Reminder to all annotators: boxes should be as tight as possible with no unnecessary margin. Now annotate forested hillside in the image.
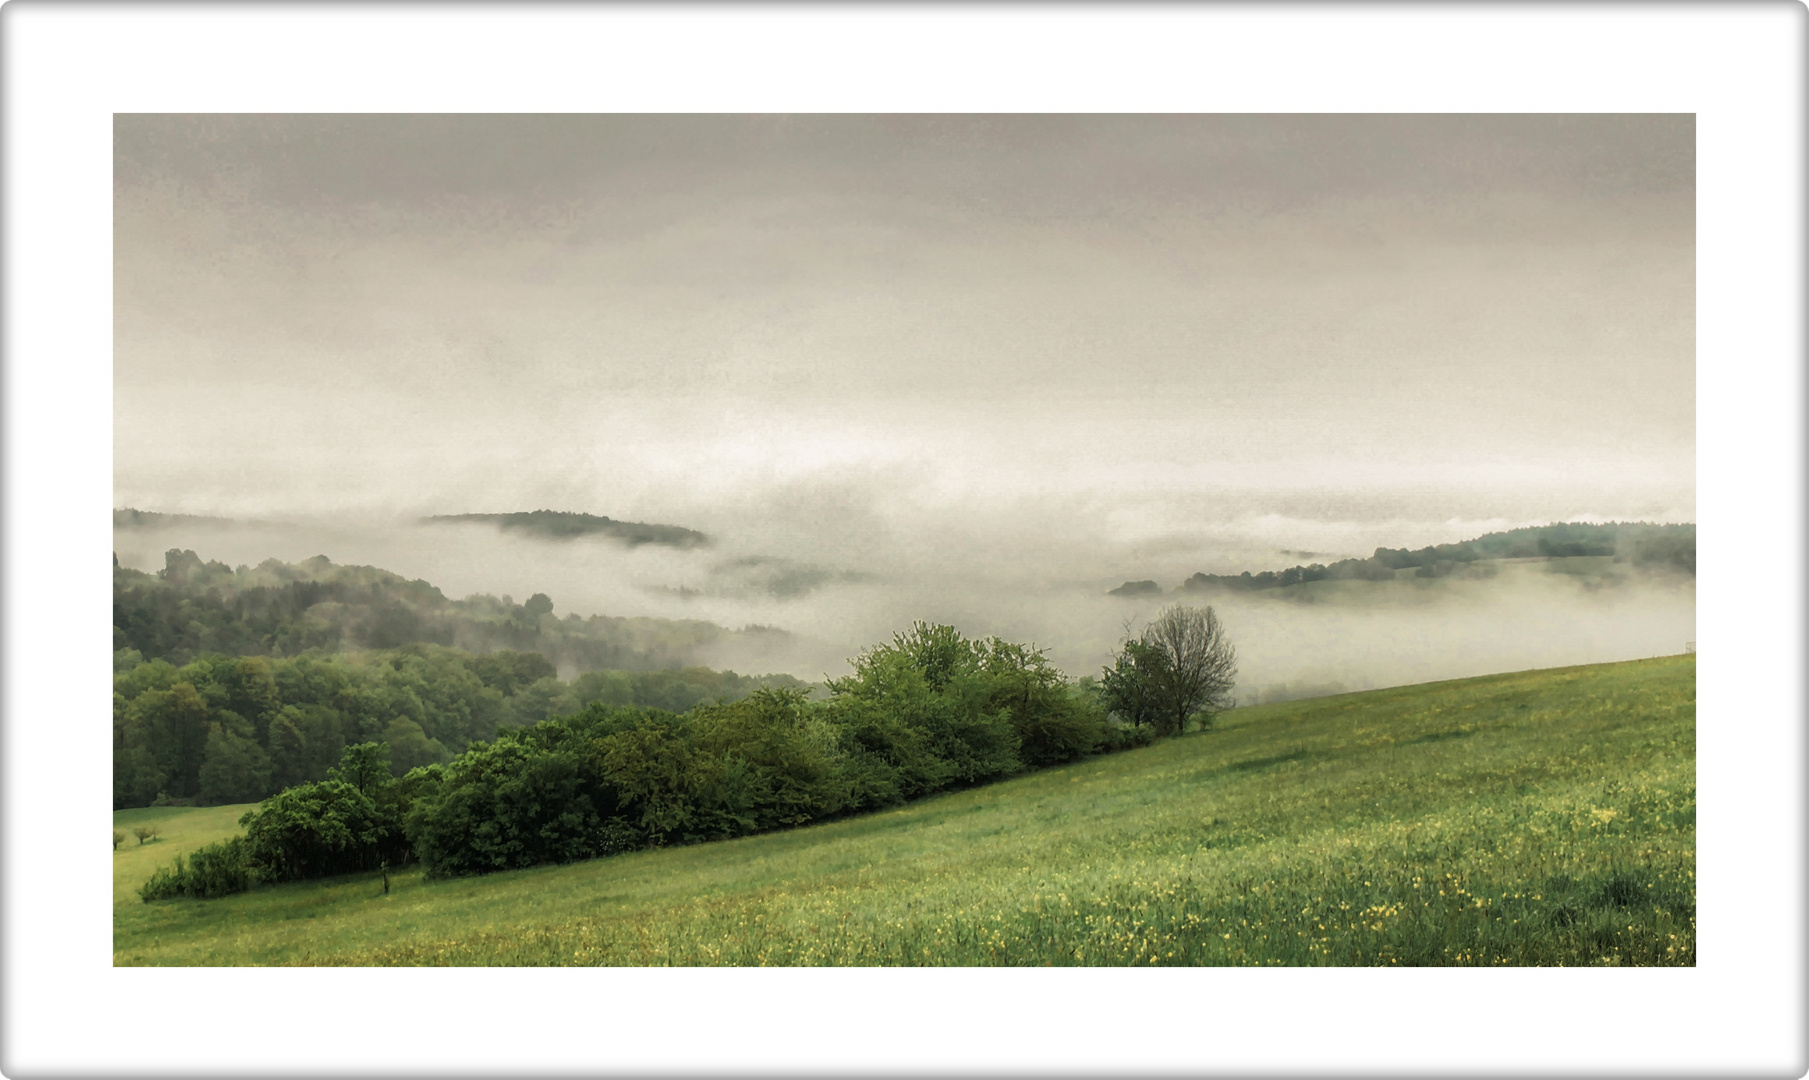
[112,548,815,810]
[113,644,811,810]
[1171,521,1694,595]
[114,549,781,670]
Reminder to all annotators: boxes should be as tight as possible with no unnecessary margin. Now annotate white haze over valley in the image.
[114,508,1695,697]
[114,115,1694,697]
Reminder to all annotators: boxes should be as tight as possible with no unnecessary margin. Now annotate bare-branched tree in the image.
[1102,604,1237,736]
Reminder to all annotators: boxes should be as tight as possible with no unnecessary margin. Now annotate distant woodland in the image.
[114,549,773,671]
[113,642,811,810]
[111,549,814,809]
[1113,522,1695,597]
[115,506,709,548]
[422,510,709,548]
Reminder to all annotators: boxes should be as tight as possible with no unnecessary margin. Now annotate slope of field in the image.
[112,803,254,906]
[114,656,1695,966]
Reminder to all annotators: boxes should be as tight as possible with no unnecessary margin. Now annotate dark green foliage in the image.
[126,616,1177,887]
[239,780,389,882]
[404,623,1142,880]
[1100,605,1238,736]
[471,650,556,696]
[197,724,273,805]
[228,743,416,886]
[112,635,810,809]
[114,746,166,809]
[407,717,631,877]
[1099,640,1172,731]
[139,837,255,900]
[687,688,850,831]
[825,625,1021,801]
[976,638,1104,767]
[140,745,437,901]
[328,741,393,796]
[116,681,211,800]
[383,717,451,773]
[1096,721,1159,753]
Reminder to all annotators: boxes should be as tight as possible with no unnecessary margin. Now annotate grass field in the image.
[114,655,1694,966]
[112,801,255,906]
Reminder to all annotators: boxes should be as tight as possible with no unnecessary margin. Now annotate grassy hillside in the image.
[112,803,254,906]
[114,655,1694,966]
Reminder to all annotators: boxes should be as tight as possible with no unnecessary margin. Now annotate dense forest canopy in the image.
[113,642,814,810]
[1116,522,1695,596]
[114,548,779,671]
[421,510,709,548]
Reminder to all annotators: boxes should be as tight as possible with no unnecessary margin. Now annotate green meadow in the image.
[111,802,254,907]
[114,655,1694,966]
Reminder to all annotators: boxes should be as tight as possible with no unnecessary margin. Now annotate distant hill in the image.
[113,548,777,670]
[423,510,708,548]
[1110,521,1695,597]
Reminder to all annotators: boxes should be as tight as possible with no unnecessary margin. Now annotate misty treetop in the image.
[1112,521,1695,597]
[114,548,777,670]
[422,510,709,548]
[112,641,812,811]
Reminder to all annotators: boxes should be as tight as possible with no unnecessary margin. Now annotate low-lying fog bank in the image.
[114,511,1695,700]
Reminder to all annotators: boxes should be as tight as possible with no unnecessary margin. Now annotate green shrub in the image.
[825,626,1021,798]
[239,776,404,882]
[977,638,1106,768]
[687,688,851,832]
[408,719,629,877]
[1097,722,1159,754]
[140,837,255,901]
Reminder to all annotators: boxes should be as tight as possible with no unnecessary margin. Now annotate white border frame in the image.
[4,3,1802,1076]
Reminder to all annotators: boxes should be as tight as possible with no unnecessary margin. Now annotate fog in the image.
[114,506,1695,691]
[114,115,1694,692]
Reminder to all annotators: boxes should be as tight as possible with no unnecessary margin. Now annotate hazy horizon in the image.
[114,114,1695,688]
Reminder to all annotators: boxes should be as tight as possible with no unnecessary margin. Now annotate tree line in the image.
[422,509,709,548]
[114,549,781,671]
[113,643,810,810]
[1169,521,1695,595]
[138,608,1239,900]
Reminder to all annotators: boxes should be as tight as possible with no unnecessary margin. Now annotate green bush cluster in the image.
[139,836,256,900]
[142,623,1155,896]
[140,742,433,901]
[404,624,1124,878]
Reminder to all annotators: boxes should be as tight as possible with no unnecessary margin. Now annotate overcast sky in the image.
[114,114,1694,543]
